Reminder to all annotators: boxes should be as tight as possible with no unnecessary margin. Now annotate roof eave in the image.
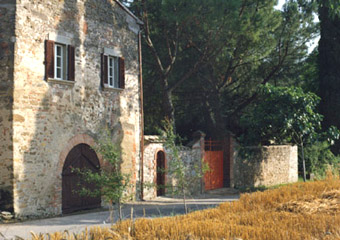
[115,0,144,25]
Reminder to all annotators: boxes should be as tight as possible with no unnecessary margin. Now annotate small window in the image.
[108,56,119,88]
[45,40,75,81]
[101,54,125,89]
[55,44,67,80]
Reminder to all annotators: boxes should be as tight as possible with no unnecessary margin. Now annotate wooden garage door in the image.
[62,144,101,214]
[204,140,224,190]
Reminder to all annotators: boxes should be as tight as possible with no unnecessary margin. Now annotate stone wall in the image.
[168,143,202,196]
[143,134,204,199]
[233,145,298,188]
[7,0,141,218]
[0,0,16,211]
[143,136,165,200]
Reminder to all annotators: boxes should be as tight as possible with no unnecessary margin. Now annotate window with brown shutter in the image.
[119,57,125,89]
[45,40,75,81]
[101,54,108,86]
[67,45,75,81]
[101,53,125,90]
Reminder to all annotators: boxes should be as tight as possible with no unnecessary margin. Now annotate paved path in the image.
[0,193,239,240]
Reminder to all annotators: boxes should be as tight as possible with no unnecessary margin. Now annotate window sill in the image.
[47,78,75,86]
[103,85,124,92]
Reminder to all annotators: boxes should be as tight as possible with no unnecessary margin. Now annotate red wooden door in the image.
[156,151,165,196]
[204,140,224,190]
[62,144,101,213]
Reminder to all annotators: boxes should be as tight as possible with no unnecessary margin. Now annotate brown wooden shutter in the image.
[101,54,108,86]
[67,45,75,81]
[100,54,104,87]
[45,40,54,79]
[119,57,125,89]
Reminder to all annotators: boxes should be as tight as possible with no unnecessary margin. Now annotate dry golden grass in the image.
[31,174,340,240]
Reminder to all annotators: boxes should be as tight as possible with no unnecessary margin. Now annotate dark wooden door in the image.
[156,151,165,196]
[62,144,101,214]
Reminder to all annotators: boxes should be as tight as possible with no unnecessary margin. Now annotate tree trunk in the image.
[109,200,114,225]
[318,2,340,154]
[162,88,176,126]
[203,91,227,138]
[182,186,188,214]
[118,200,122,221]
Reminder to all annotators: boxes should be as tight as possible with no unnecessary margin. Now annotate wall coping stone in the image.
[241,145,296,149]
[144,135,165,143]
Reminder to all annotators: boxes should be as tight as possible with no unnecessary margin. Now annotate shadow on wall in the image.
[234,147,265,188]
[83,0,139,199]
[17,0,123,218]
[0,0,16,212]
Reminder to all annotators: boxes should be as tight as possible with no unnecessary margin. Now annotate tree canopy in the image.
[128,0,319,139]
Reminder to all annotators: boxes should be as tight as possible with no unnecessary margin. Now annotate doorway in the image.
[62,144,101,213]
[156,151,166,196]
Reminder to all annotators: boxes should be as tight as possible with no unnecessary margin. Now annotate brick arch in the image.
[58,134,103,174]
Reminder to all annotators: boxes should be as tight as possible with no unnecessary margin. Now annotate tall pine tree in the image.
[318,0,340,153]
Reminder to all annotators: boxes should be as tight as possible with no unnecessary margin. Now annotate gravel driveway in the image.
[0,191,239,240]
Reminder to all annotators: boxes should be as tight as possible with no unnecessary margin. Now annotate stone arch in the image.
[54,134,103,214]
[58,134,103,173]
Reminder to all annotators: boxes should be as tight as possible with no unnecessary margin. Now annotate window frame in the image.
[107,55,119,89]
[102,48,124,90]
[54,43,66,80]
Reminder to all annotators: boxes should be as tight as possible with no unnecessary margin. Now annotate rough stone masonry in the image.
[0,0,142,218]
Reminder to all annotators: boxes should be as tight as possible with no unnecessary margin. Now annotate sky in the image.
[275,0,285,10]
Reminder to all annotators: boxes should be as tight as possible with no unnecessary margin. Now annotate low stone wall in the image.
[143,133,204,200]
[233,145,298,188]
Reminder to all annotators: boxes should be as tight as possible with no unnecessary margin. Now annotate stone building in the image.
[0,0,143,218]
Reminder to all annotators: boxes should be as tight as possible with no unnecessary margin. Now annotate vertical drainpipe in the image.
[138,29,144,200]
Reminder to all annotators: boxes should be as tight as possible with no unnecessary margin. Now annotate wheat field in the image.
[31,174,340,240]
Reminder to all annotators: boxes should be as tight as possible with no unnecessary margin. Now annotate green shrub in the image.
[303,141,340,178]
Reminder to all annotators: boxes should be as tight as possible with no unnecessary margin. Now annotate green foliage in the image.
[318,0,340,17]
[134,0,318,139]
[291,49,319,93]
[75,130,130,222]
[239,84,323,146]
[161,119,209,213]
[303,141,340,178]
[238,84,340,180]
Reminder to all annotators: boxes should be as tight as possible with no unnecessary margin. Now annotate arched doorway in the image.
[62,144,101,213]
[156,151,166,196]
